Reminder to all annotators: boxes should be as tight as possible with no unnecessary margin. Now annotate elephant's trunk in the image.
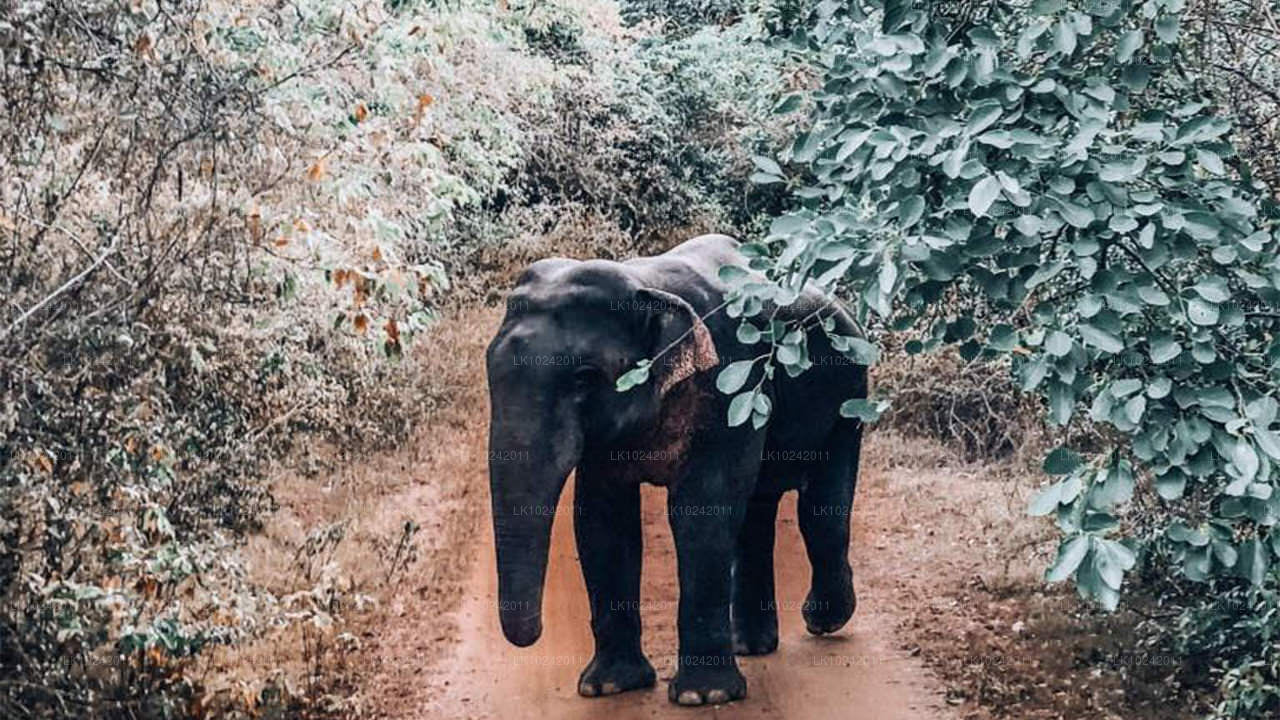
[487,389,579,647]
[491,475,564,647]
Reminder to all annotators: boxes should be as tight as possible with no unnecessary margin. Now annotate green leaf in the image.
[728,391,756,427]
[615,362,651,392]
[1115,29,1144,64]
[1149,335,1181,364]
[752,156,784,176]
[1155,471,1187,500]
[968,175,1002,216]
[716,360,755,394]
[1045,535,1090,582]
[1046,330,1073,357]
[899,196,926,228]
[773,94,802,114]
[1079,324,1124,354]
[1044,447,1083,475]
[967,104,1002,135]
[840,398,888,422]
[1028,480,1064,516]
[1192,276,1231,303]
[1237,539,1269,585]
[1187,298,1220,326]
[1155,14,1179,42]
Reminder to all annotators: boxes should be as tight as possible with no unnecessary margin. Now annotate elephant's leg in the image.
[731,493,780,656]
[798,418,863,635]
[573,473,655,697]
[667,475,749,706]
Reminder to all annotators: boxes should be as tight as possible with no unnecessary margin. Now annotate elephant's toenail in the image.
[601,682,620,695]
[677,690,703,706]
[579,682,598,697]
[706,689,730,704]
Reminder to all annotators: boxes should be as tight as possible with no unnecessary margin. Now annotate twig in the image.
[11,211,128,283]
[1,236,119,339]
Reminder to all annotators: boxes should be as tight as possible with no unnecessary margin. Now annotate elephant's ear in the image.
[637,288,720,398]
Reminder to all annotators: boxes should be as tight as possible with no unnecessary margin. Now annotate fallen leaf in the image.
[354,314,369,334]
[30,451,53,474]
[306,157,327,181]
[354,102,368,123]
[414,93,435,126]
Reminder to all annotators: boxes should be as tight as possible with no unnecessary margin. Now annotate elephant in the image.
[485,234,867,706]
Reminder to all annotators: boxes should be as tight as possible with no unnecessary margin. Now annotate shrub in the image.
[697,0,1280,714]
[619,0,745,34]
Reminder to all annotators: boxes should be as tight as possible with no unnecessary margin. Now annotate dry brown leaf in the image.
[248,205,262,242]
[414,93,435,126]
[354,314,369,334]
[353,277,367,307]
[354,102,368,123]
[29,451,53,474]
[384,317,400,343]
[306,157,327,181]
[133,32,152,55]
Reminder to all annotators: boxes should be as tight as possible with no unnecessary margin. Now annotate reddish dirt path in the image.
[422,484,957,719]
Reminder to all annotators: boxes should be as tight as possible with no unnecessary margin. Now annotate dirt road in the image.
[423,484,956,719]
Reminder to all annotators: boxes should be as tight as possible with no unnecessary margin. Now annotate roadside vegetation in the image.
[0,0,793,716]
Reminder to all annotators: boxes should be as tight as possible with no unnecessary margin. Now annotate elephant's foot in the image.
[667,662,747,706]
[803,572,856,635]
[732,612,779,656]
[577,651,656,697]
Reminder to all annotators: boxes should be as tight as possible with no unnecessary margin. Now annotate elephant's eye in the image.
[572,366,602,393]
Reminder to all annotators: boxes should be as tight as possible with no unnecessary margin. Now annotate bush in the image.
[431,11,804,295]
[620,0,745,34]
[722,0,1280,714]
[1172,582,1280,718]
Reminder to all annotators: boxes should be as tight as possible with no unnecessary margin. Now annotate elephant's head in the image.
[484,259,718,646]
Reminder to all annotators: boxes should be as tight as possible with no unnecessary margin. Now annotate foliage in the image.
[2,0,800,715]
[1172,581,1280,718]
[620,0,746,33]
[1180,0,1280,196]
[511,18,798,246]
[715,0,1280,713]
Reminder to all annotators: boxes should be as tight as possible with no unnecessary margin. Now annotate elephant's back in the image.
[622,234,745,315]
